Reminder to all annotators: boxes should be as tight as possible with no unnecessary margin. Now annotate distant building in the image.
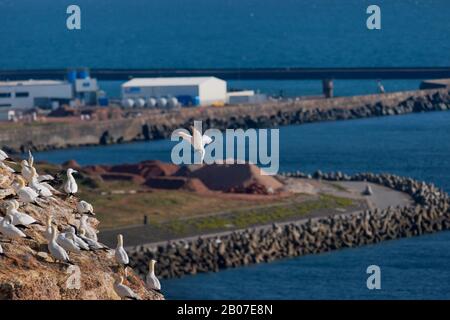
[0,69,99,121]
[0,80,72,120]
[121,77,227,108]
[226,90,267,104]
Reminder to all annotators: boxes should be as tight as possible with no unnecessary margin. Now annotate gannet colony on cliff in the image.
[0,149,162,300]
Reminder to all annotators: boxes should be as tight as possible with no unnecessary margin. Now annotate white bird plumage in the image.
[113,276,140,300]
[67,226,90,250]
[0,215,30,240]
[64,168,78,195]
[175,126,213,164]
[57,231,81,253]
[145,259,161,291]
[0,149,12,162]
[79,228,108,250]
[79,215,98,241]
[28,167,53,197]
[14,176,39,205]
[48,226,72,264]
[77,200,94,215]
[115,234,129,266]
[6,200,39,226]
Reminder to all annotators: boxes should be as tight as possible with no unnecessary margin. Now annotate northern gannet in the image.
[0,149,14,172]
[14,176,40,206]
[45,216,53,241]
[113,276,140,300]
[48,226,73,265]
[28,167,53,197]
[66,226,89,250]
[0,161,15,173]
[145,259,161,292]
[20,160,33,182]
[0,215,32,240]
[28,150,34,167]
[115,234,129,267]
[79,228,108,251]
[64,168,78,196]
[0,243,3,256]
[77,200,94,215]
[174,126,213,164]
[7,200,41,227]
[0,149,13,162]
[80,215,98,241]
[27,150,55,182]
[57,231,81,253]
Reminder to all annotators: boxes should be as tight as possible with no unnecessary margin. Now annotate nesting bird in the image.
[145,259,161,292]
[28,167,53,198]
[77,200,94,215]
[48,225,73,265]
[113,275,140,300]
[6,200,41,227]
[64,168,78,196]
[57,230,82,253]
[80,215,98,241]
[0,215,32,241]
[14,176,40,206]
[79,228,108,251]
[115,234,129,267]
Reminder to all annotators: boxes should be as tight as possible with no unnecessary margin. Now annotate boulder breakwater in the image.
[128,172,450,279]
[1,89,450,153]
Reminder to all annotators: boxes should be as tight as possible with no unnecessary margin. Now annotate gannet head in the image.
[51,225,59,239]
[47,216,52,228]
[12,200,20,209]
[30,166,38,178]
[20,160,28,167]
[149,259,157,273]
[79,228,86,236]
[117,234,124,247]
[6,200,15,211]
[16,176,26,188]
[67,168,78,176]
[5,214,13,224]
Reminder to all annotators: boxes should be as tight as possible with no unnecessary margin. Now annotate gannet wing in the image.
[38,174,54,182]
[28,150,34,167]
[192,126,203,150]
[175,131,193,145]
[202,135,213,146]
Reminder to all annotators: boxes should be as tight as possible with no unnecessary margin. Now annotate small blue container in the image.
[98,97,109,106]
[67,70,77,83]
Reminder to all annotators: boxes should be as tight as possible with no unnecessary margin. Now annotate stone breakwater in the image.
[128,172,450,279]
[1,89,450,153]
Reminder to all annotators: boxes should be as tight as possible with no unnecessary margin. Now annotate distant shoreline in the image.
[1,88,449,154]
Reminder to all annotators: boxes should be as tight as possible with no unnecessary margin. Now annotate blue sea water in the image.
[2,0,450,299]
[32,111,450,299]
[1,0,449,96]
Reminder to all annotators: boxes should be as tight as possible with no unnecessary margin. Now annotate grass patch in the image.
[160,194,355,237]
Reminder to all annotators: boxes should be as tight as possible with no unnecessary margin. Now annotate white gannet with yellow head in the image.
[64,168,78,196]
[145,259,161,292]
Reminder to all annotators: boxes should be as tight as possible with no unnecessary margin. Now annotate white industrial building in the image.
[121,77,227,107]
[0,80,73,120]
[0,71,99,120]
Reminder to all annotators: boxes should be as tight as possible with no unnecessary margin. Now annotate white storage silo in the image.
[167,97,179,109]
[147,97,157,108]
[134,98,146,108]
[157,97,168,108]
[121,98,135,108]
